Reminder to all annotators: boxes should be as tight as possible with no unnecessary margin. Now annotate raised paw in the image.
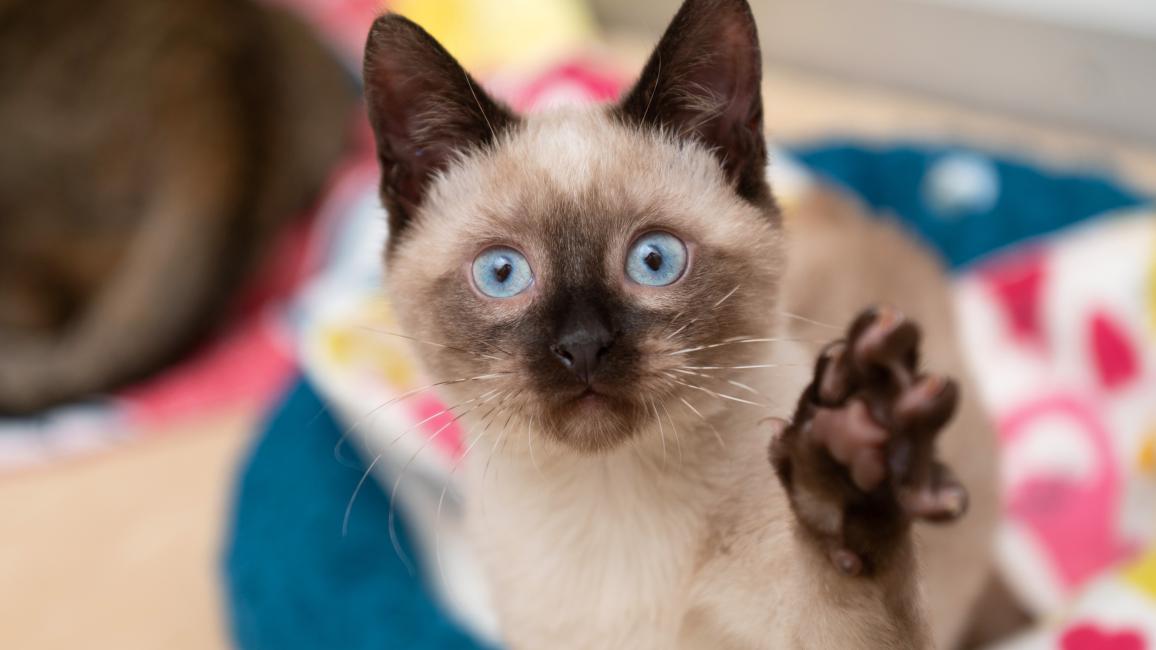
[770,306,968,577]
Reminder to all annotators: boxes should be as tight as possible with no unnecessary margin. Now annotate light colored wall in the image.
[921,0,1156,38]
[589,0,1156,144]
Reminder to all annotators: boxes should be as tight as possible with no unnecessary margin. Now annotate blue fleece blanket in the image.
[224,379,484,650]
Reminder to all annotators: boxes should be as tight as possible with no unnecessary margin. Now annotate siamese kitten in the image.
[364,0,998,647]
[0,0,354,414]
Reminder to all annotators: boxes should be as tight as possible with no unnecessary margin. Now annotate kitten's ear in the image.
[617,0,769,205]
[363,15,517,237]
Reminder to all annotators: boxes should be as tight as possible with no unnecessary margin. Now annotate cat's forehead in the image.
[417,109,770,246]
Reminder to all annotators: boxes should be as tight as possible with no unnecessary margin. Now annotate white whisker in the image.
[358,327,507,361]
[332,435,360,470]
[336,374,505,457]
[463,71,497,141]
[657,397,684,461]
[665,318,697,340]
[649,397,670,467]
[668,338,803,356]
[713,284,741,308]
[778,310,841,331]
[723,378,761,396]
[386,390,504,572]
[671,367,763,397]
[386,387,500,448]
[340,386,500,539]
[342,454,382,537]
[677,396,725,448]
[682,363,799,370]
[640,51,661,124]
[434,412,495,590]
[478,414,513,521]
[666,374,766,408]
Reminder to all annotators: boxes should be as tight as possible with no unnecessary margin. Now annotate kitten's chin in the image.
[542,390,641,454]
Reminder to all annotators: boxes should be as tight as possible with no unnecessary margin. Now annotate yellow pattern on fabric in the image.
[1124,547,1156,601]
[392,0,593,72]
[1141,431,1156,475]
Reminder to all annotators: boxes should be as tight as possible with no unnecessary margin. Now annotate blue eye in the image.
[626,232,688,286]
[472,246,533,298]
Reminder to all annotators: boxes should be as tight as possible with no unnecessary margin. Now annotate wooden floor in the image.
[0,413,251,650]
[1,61,1154,650]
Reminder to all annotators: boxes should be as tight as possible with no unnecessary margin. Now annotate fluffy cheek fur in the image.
[384,111,783,453]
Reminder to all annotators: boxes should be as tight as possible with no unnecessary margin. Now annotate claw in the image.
[895,376,957,433]
[816,342,851,404]
[899,463,968,523]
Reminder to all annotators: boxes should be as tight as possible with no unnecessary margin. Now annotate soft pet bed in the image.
[224,122,1156,647]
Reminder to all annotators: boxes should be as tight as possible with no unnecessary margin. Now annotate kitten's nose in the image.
[551,327,614,385]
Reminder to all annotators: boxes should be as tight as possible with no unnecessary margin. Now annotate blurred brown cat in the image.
[0,0,354,413]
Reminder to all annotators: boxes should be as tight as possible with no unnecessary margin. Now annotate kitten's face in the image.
[387,114,781,451]
[365,0,776,452]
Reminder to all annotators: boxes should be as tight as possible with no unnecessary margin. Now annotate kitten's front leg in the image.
[770,307,968,640]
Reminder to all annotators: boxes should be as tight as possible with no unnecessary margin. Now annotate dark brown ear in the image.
[617,0,769,206]
[363,14,517,238]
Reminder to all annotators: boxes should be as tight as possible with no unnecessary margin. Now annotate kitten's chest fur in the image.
[464,405,785,648]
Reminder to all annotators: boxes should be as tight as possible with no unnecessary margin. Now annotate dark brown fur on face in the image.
[0,0,355,414]
[425,186,778,453]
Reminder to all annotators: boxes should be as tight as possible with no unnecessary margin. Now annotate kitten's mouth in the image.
[542,384,640,452]
[572,387,609,407]
[562,385,616,410]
